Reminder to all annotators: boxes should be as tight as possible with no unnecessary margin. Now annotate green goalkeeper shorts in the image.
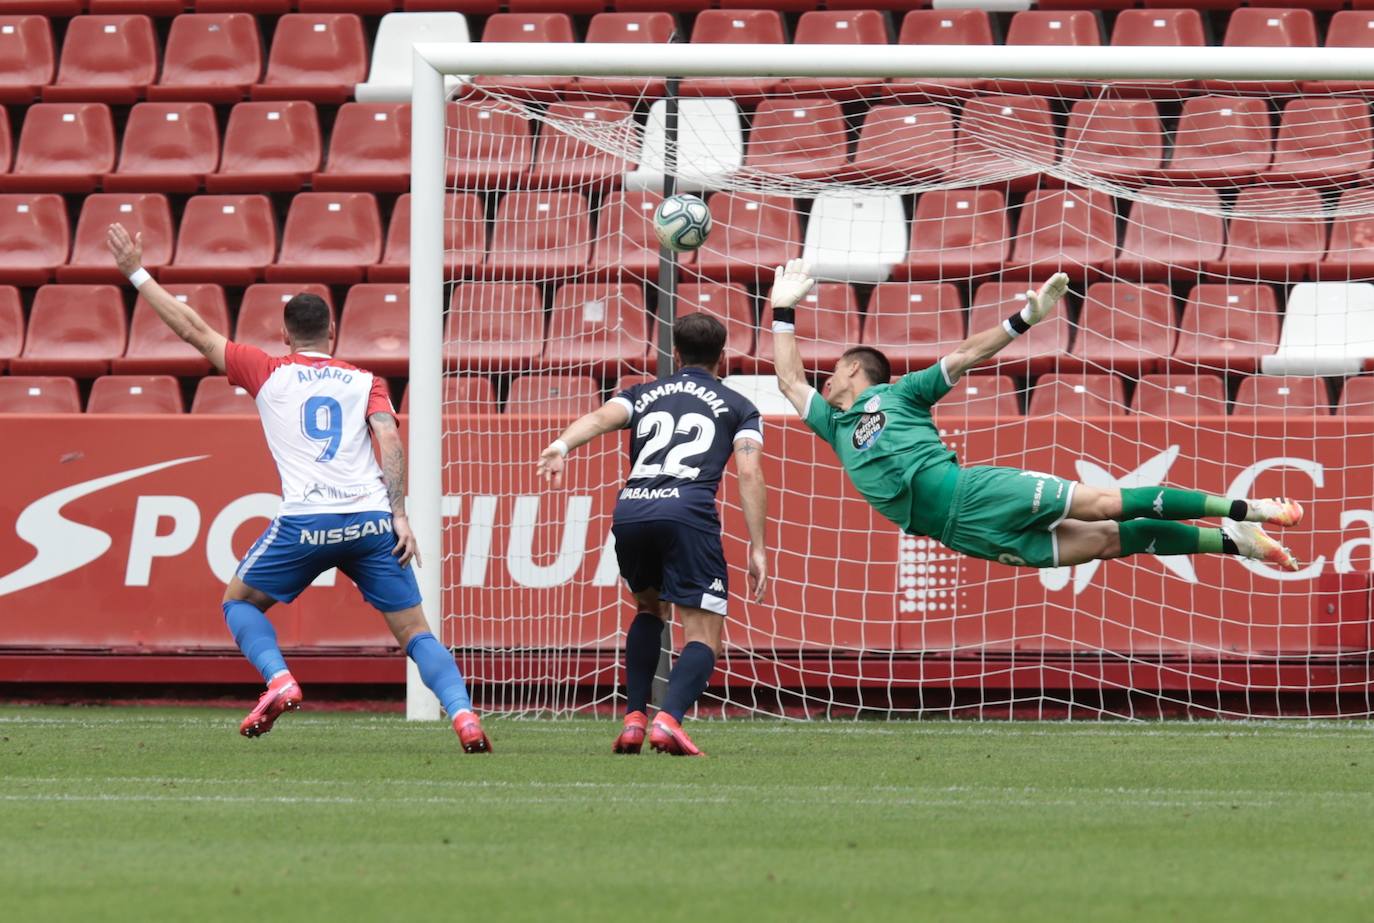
[939,465,1077,568]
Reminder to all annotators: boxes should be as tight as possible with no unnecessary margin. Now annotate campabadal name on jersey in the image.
[632,380,731,418]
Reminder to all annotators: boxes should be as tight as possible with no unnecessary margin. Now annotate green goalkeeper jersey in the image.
[803,361,961,537]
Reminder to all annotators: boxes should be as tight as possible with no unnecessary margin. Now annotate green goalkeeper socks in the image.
[1118,521,1238,557]
[1119,487,1246,522]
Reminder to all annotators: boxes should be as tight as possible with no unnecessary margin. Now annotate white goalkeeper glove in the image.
[769,258,815,329]
[1003,271,1070,338]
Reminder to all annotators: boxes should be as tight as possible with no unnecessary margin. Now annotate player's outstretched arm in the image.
[536,402,632,487]
[733,440,769,603]
[942,272,1070,384]
[368,412,420,567]
[768,258,816,415]
[106,222,229,374]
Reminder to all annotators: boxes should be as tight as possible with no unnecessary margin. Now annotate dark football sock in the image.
[661,641,716,723]
[624,611,662,716]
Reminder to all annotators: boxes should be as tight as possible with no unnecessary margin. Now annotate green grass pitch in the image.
[3,707,1373,922]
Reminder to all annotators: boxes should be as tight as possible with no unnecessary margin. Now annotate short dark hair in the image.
[283,293,331,343]
[840,346,891,387]
[674,312,727,368]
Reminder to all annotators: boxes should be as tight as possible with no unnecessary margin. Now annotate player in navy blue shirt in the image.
[537,313,768,756]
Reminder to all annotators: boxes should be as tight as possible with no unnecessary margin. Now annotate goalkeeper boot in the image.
[239,672,303,739]
[612,710,648,754]
[649,713,705,757]
[1246,498,1305,528]
[453,710,492,754]
[1226,522,1301,572]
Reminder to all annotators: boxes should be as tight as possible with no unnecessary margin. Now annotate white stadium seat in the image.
[355,13,469,103]
[1262,282,1374,375]
[802,191,906,284]
[625,98,743,194]
[721,375,799,416]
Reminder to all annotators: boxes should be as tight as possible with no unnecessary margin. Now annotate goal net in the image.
[416,46,1374,719]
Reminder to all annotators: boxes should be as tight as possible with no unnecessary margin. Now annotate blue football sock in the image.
[222,601,288,684]
[406,632,473,717]
[661,641,716,723]
[624,611,663,715]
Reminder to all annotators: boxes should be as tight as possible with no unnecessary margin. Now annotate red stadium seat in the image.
[403,376,496,414]
[335,283,409,376]
[0,16,55,104]
[371,192,486,283]
[1111,9,1206,46]
[1323,189,1374,278]
[443,282,543,371]
[948,95,1058,191]
[472,14,575,101]
[313,102,411,192]
[12,284,127,377]
[89,0,191,11]
[115,283,230,376]
[268,192,382,284]
[399,0,497,13]
[932,375,1022,424]
[967,283,1072,375]
[1172,284,1281,374]
[209,101,321,192]
[190,376,256,414]
[675,282,753,373]
[1265,99,1373,184]
[1028,373,1127,417]
[1009,188,1117,280]
[1338,375,1374,415]
[297,0,396,13]
[60,193,174,283]
[986,11,1102,97]
[150,13,262,103]
[1115,187,1225,281]
[1072,283,1176,374]
[1203,8,1317,93]
[1061,99,1164,180]
[526,102,634,190]
[571,13,675,100]
[162,194,276,284]
[104,102,220,193]
[0,376,80,413]
[755,283,858,372]
[694,193,800,283]
[0,285,22,371]
[545,283,649,375]
[785,11,891,100]
[252,14,368,103]
[0,0,81,12]
[2,102,115,192]
[234,283,333,357]
[1132,374,1227,418]
[897,190,1008,282]
[0,193,68,284]
[590,191,667,281]
[612,374,652,394]
[1233,375,1328,416]
[446,100,533,190]
[1160,96,1273,183]
[195,0,290,13]
[1206,187,1326,282]
[888,10,991,102]
[88,375,184,414]
[680,11,785,101]
[1302,12,1374,94]
[507,374,600,417]
[862,283,964,374]
[847,105,956,185]
[744,99,848,181]
[43,15,157,104]
[485,191,591,281]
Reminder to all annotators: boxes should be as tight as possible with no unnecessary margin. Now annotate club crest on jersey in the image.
[863,395,882,413]
[852,412,887,451]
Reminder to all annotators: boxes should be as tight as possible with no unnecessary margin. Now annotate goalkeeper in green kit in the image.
[767,259,1303,572]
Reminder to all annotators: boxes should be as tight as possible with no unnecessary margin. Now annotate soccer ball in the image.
[653,194,713,253]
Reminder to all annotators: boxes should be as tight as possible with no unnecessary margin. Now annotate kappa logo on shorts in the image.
[709,578,725,593]
[851,412,887,451]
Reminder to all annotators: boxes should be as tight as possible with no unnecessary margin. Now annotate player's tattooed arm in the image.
[368,412,420,566]
[537,401,631,487]
[942,272,1070,383]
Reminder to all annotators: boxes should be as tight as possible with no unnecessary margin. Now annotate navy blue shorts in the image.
[611,519,729,616]
[237,511,422,613]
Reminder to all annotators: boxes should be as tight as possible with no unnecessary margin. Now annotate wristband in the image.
[127,267,152,289]
[550,439,569,457]
[771,320,796,334]
[772,306,796,326]
[1002,312,1032,338]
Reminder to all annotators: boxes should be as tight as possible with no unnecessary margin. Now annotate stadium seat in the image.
[1,102,115,192]
[0,376,80,413]
[313,102,410,192]
[526,101,634,191]
[234,283,333,357]
[471,13,574,101]
[0,16,55,104]
[754,283,858,372]
[42,15,157,104]
[0,108,8,175]
[932,375,1023,424]
[948,95,1058,191]
[611,374,652,394]
[446,100,533,189]
[784,11,891,100]
[161,194,277,284]
[194,0,290,14]
[719,375,795,416]
[847,105,956,185]
[11,284,126,377]
[296,0,395,15]
[209,101,321,192]
[103,102,220,193]
[1061,99,1164,180]
[985,11,1102,97]
[1132,373,1227,418]
[589,190,667,281]
[675,282,754,373]
[506,374,600,417]
[335,284,409,376]
[0,285,21,371]
[1203,8,1317,93]
[398,375,495,414]
[268,192,382,284]
[87,375,184,414]
[1028,373,1127,417]
[60,193,174,283]
[693,192,800,283]
[1072,283,1176,374]
[1263,282,1374,376]
[1338,375,1374,414]
[443,282,543,370]
[680,11,785,101]
[1009,188,1118,280]
[1233,375,1328,416]
[862,283,964,374]
[485,191,591,281]
[0,193,68,284]
[624,98,743,194]
[355,13,469,102]
[115,283,230,376]
[967,283,1072,374]
[1322,189,1374,278]
[802,191,906,285]
[897,190,1009,282]
[744,99,848,181]
[887,10,991,102]
[371,192,486,283]
[149,13,262,103]
[1302,12,1374,94]
[88,0,191,11]
[1160,96,1273,183]
[545,283,649,375]
[1206,187,1326,282]
[1265,99,1373,184]
[570,12,675,100]
[252,14,368,103]
[1115,187,1225,281]
[1107,9,1206,95]
[1172,284,1281,374]
[190,376,256,414]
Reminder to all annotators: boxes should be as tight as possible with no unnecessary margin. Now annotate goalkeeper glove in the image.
[769,258,814,329]
[1003,271,1070,338]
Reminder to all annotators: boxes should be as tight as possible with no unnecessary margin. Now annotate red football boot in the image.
[239,672,303,739]
[648,712,705,757]
[452,710,492,753]
[613,710,648,754]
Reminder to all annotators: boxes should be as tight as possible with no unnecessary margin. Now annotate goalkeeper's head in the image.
[824,346,891,410]
[674,312,728,375]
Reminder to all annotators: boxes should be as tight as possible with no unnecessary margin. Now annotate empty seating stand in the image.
[12,284,127,377]
[803,192,906,285]
[191,376,256,414]
[1265,98,1373,184]
[1028,373,1127,417]
[1072,283,1176,374]
[268,192,382,284]
[0,286,21,371]
[625,98,743,194]
[1263,282,1374,376]
[116,283,230,376]
[968,283,1072,374]
[315,102,411,192]
[590,191,665,281]
[372,192,486,282]
[1132,374,1227,418]
[1172,283,1281,373]
[2,102,115,192]
[675,282,754,373]
[899,190,1009,281]
[1207,188,1326,282]
[863,283,964,374]
[1009,188,1117,280]
[0,17,56,104]
[932,375,1022,424]
[571,12,674,100]
[210,100,321,192]
[44,15,157,104]
[60,193,174,283]
[472,13,574,101]
[848,105,957,185]
[444,282,544,371]
[526,102,634,191]
[446,100,532,189]
[745,99,848,181]
[150,13,263,103]
[0,376,81,413]
[694,192,800,283]
[506,374,600,417]
[0,193,68,284]
[1233,375,1329,415]
[544,283,649,375]
[162,194,277,284]
[680,10,785,101]
[104,102,220,193]
[485,191,591,281]
[1061,99,1164,181]
[335,284,409,376]
[87,375,184,414]
[888,10,991,102]
[355,12,469,102]
[1162,96,1273,183]
[986,11,1103,97]
[949,95,1058,191]
[754,283,858,372]
[785,10,891,100]
[1115,187,1225,281]
[1204,8,1317,93]
[252,14,368,104]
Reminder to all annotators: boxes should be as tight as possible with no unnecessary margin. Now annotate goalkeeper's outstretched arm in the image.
[768,258,817,416]
[941,272,1070,384]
